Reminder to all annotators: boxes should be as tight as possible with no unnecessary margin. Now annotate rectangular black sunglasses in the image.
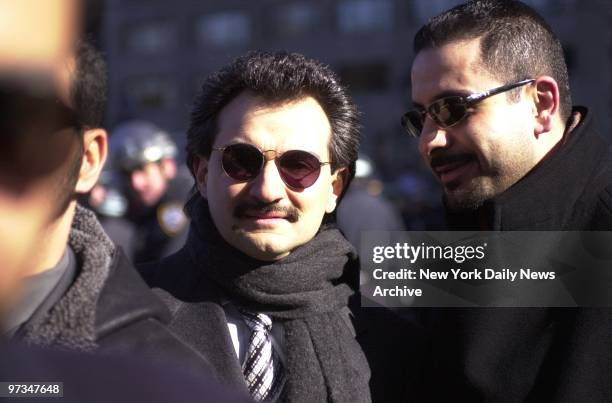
[401,78,535,138]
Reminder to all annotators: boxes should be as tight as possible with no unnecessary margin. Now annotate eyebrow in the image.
[412,89,473,108]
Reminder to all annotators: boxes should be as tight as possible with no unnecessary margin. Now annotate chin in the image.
[245,246,290,262]
[235,234,291,261]
[445,187,488,211]
[446,175,504,211]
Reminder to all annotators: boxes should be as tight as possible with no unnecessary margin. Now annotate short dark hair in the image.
[60,40,107,209]
[186,51,360,187]
[414,0,572,121]
[71,40,107,130]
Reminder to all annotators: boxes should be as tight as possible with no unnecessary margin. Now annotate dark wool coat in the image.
[420,107,612,403]
[16,205,213,378]
[0,342,251,403]
[141,245,427,403]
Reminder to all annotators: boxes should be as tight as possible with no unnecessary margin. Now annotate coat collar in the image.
[20,205,170,350]
[447,107,609,230]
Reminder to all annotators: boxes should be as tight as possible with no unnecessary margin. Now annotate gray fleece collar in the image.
[21,205,116,351]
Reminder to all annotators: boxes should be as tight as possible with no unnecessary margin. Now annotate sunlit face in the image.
[411,39,538,210]
[195,92,344,261]
[127,161,171,207]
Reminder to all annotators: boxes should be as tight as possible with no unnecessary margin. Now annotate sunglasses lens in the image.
[430,97,467,128]
[278,150,322,189]
[221,143,263,181]
[401,111,424,138]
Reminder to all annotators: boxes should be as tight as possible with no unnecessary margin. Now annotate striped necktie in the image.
[240,311,285,402]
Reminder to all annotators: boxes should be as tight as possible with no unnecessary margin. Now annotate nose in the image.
[419,119,452,157]
[247,159,287,203]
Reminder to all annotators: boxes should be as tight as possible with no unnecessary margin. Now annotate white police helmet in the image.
[110,120,177,172]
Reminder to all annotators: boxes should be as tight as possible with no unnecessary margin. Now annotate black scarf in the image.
[186,197,371,403]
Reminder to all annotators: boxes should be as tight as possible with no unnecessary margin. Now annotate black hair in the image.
[186,51,360,188]
[61,40,107,211]
[414,0,572,121]
[71,39,107,130]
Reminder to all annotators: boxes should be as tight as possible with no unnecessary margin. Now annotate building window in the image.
[124,75,176,110]
[337,62,389,92]
[195,11,251,48]
[271,2,319,38]
[337,0,394,34]
[124,21,175,54]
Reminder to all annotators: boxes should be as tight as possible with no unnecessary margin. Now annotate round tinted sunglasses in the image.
[212,143,331,190]
[401,78,535,138]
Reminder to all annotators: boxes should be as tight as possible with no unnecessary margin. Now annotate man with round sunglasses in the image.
[141,51,420,403]
[403,0,612,402]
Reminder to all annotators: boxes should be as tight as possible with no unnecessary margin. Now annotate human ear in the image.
[193,156,209,199]
[531,76,560,137]
[326,168,348,213]
[75,128,107,193]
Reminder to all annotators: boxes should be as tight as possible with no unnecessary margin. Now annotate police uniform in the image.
[94,120,191,264]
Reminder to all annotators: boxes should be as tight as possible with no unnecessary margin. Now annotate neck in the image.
[538,127,564,161]
[24,201,76,276]
[534,113,580,166]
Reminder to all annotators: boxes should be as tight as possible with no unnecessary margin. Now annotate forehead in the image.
[215,92,332,155]
[411,39,500,105]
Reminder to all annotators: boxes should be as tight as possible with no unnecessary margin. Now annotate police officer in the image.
[99,120,191,264]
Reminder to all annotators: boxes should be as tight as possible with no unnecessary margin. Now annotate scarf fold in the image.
[187,197,371,402]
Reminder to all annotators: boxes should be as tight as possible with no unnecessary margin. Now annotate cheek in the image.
[206,182,236,234]
[293,180,332,217]
[155,173,170,193]
[224,183,245,206]
[418,138,429,159]
[479,115,521,156]
[0,188,54,269]
[131,172,146,189]
[207,175,244,213]
[457,117,499,160]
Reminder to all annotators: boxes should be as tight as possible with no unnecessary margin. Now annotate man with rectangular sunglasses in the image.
[141,51,421,403]
[402,0,612,401]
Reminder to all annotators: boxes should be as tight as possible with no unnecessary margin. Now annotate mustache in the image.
[429,151,475,169]
[234,200,300,222]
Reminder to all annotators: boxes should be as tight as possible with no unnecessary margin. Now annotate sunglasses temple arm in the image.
[465,78,536,104]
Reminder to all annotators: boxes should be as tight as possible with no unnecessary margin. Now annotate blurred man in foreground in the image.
[0,3,248,402]
[1,39,212,377]
[0,0,77,320]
